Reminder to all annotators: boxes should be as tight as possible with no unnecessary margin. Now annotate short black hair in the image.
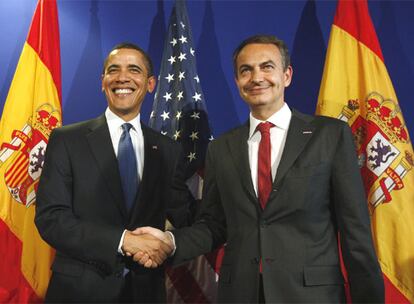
[232,34,290,77]
[102,42,154,77]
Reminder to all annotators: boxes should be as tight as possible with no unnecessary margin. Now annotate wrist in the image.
[121,230,133,253]
[118,230,128,255]
[165,231,177,256]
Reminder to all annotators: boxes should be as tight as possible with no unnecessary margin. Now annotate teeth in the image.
[114,88,133,94]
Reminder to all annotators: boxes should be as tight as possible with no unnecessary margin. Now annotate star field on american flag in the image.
[149,0,213,176]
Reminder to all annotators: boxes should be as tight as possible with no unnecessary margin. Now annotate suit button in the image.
[260,220,268,228]
[115,270,123,278]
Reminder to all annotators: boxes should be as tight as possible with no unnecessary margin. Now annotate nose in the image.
[116,69,130,82]
[251,68,264,83]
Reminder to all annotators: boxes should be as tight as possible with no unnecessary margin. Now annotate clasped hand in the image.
[122,227,173,268]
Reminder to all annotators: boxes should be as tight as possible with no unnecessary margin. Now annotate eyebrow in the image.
[127,64,143,71]
[105,64,119,71]
[260,60,276,67]
[105,64,143,72]
[238,60,276,72]
[238,64,252,72]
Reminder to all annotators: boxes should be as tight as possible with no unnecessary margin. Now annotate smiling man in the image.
[134,35,384,303]
[35,43,193,303]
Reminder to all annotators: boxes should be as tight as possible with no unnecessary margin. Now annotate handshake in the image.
[121,227,174,268]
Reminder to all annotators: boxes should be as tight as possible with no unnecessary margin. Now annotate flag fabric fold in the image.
[317,0,414,302]
[0,0,61,302]
[149,0,220,302]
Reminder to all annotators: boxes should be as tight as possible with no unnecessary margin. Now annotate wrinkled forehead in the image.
[236,43,282,67]
[104,48,147,71]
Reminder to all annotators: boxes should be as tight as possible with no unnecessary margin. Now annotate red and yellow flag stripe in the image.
[317,0,414,302]
[0,0,61,302]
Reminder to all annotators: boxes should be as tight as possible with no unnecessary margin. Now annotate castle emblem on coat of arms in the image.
[337,92,413,214]
[0,104,61,207]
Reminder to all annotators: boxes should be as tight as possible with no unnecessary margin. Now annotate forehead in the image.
[106,48,146,68]
[237,43,282,67]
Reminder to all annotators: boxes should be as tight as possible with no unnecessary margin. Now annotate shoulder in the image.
[292,109,349,131]
[141,123,181,153]
[291,110,354,153]
[141,123,177,144]
[50,116,104,139]
[212,123,247,145]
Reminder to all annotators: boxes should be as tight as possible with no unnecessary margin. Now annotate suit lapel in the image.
[86,115,127,218]
[227,122,257,202]
[273,110,315,187]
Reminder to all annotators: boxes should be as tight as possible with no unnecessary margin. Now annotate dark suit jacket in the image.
[35,115,192,303]
[172,110,384,303]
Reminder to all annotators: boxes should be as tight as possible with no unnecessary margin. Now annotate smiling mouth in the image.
[246,86,270,94]
[112,88,135,96]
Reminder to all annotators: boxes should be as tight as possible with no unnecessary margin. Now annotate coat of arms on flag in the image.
[336,93,412,214]
[0,104,61,207]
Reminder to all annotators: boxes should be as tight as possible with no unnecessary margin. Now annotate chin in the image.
[248,99,269,106]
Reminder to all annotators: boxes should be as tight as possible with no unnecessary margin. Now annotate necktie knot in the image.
[257,121,274,134]
[121,123,133,133]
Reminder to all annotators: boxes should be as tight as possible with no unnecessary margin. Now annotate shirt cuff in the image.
[118,229,127,255]
[165,231,177,256]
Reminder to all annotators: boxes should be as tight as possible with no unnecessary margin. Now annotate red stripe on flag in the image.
[0,220,42,303]
[5,153,26,178]
[5,155,26,183]
[383,274,410,304]
[166,265,210,303]
[26,0,62,100]
[9,169,28,190]
[5,155,28,187]
[333,0,384,62]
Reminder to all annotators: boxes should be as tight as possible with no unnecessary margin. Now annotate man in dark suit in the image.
[35,43,192,302]
[133,35,384,303]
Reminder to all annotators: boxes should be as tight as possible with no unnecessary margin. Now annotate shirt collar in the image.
[249,103,292,139]
[105,107,141,132]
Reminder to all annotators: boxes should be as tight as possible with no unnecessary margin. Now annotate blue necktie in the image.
[117,123,139,211]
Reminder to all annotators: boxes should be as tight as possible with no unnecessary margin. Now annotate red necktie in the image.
[257,122,274,210]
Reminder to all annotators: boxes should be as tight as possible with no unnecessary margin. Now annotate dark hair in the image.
[102,42,154,77]
[232,34,290,77]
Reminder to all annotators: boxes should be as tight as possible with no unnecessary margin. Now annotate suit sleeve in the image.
[35,129,123,274]
[171,142,227,264]
[165,143,197,228]
[331,123,384,303]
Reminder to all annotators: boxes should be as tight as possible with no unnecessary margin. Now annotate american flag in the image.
[149,0,221,303]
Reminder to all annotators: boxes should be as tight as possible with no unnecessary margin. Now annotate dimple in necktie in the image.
[117,123,139,211]
[257,122,274,210]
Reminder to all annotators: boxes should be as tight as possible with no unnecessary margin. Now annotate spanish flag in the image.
[317,0,414,302]
[0,0,61,302]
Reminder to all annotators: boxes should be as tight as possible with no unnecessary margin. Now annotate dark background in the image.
[1,0,413,138]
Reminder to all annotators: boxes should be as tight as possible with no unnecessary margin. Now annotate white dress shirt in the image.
[104,108,144,254]
[248,103,292,196]
[105,108,144,180]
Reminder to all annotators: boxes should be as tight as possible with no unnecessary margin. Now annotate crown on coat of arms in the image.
[29,104,61,137]
[365,92,409,144]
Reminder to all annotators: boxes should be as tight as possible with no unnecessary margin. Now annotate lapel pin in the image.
[152,145,158,150]
[302,130,313,134]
